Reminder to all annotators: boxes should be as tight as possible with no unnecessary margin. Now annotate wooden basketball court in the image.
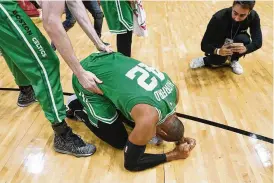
[0,1,272,182]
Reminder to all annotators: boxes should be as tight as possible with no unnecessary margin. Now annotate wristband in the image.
[216,48,220,55]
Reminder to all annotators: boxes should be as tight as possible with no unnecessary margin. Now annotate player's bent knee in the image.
[106,133,128,150]
[124,163,138,171]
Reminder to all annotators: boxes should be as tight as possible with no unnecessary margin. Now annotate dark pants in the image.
[82,111,134,150]
[117,31,133,57]
[82,1,104,37]
[64,1,104,37]
[204,33,251,66]
[62,4,76,31]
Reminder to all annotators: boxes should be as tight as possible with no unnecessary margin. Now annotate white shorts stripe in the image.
[115,0,133,31]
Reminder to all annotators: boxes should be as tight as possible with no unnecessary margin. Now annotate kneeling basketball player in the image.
[67,52,196,171]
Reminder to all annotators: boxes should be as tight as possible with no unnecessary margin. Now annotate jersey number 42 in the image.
[125,63,165,91]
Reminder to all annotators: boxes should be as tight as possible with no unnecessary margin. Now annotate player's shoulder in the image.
[131,104,159,125]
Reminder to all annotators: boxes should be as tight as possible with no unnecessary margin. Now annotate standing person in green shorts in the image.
[67,52,196,171]
[100,1,133,57]
[0,0,112,157]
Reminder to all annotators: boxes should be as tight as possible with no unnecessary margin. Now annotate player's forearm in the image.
[66,0,104,49]
[43,18,84,76]
[124,140,167,171]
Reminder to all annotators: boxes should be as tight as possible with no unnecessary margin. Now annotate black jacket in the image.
[201,7,262,55]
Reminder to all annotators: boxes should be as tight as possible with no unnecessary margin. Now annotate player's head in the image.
[156,114,184,142]
[232,0,255,22]
[155,84,183,141]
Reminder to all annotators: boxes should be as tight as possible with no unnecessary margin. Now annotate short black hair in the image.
[157,115,185,142]
[233,0,256,10]
[168,117,184,141]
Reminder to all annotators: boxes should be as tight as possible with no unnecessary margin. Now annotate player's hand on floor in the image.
[183,137,196,151]
[173,142,191,159]
[176,137,196,151]
[77,70,103,95]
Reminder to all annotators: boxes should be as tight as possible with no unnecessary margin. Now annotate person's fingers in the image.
[183,143,191,152]
[93,85,103,95]
[108,46,114,52]
[93,76,103,84]
[223,44,230,48]
[86,85,103,95]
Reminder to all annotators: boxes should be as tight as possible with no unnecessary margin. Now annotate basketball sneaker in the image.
[52,121,96,157]
[17,86,37,107]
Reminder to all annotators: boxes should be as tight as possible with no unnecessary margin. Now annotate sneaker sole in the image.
[17,100,37,107]
[54,147,96,158]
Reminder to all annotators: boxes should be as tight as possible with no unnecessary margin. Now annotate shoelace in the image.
[19,91,30,100]
[19,88,34,100]
[66,129,86,147]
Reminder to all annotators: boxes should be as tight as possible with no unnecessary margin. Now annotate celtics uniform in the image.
[100,1,133,34]
[72,52,177,127]
[0,1,66,123]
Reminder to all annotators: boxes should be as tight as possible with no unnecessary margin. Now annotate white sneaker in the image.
[149,136,163,146]
[190,57,205,69]
[230,61,243,75]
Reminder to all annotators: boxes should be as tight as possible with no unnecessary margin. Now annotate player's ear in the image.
[156,126,167,137]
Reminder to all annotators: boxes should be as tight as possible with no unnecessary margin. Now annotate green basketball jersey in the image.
[72,52,177,126]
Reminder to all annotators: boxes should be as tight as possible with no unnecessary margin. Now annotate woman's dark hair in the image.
[233,0,256,10]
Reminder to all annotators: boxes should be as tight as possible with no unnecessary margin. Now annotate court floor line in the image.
[0,87,273,144]
[176,113,273,144]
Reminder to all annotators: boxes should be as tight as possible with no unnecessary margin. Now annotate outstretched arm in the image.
[124,104,192,171]
[41,1,103,94]
[66,0,112,52]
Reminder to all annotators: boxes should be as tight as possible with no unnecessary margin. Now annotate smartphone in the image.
[224,38,233,46]
[231,43,244,47]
